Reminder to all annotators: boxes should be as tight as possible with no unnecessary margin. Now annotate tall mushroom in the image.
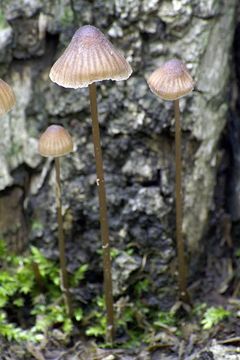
[49,25,132,343]
[0,79,16,115]
[38,125,74,316]
[147,59,194,303]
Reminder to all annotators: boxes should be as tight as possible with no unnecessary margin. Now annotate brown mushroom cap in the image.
[49,25,132,89]
[38,125,73,157]
[0,79,16,116]
[147,59,194,101]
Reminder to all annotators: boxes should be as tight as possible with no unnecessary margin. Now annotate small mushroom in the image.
[49,25,132,88]
[147,59,194,304]
[49,25,132,343]
[38,125,73,316]
[0,79,16,116]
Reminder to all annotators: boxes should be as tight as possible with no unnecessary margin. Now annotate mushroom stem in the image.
[174,99,189,303]
[54,157,72,317]
[88,82,115,344]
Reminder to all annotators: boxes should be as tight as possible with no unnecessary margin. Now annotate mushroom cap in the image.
[49,25,132,89]
[0,79,16,116]
[147,59,194,101]
[38,125,73,157]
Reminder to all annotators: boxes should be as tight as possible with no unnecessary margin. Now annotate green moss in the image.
[201,306,231,330]
[0,243,87,343]
[1,239,233,347]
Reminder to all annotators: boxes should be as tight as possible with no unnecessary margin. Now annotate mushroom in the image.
[38,124,73,316]
[0,79,16,116]
[147,59,194,303]
[49,25,132,342]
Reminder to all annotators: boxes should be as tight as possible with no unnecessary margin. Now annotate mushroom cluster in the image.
[1,24,195,344]
[49,25,132,343]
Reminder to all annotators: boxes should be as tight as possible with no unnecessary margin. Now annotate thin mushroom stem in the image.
[88,82,115,344]
[54,157,73,317]
[174,99,189,303]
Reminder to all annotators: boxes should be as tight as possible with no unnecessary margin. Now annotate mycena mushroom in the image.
[38,124,73,317]
[49,25,132,343]
[147,59,194,304]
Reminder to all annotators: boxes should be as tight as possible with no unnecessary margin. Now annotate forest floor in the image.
[1,315,240,360]
[1,246,240,360]
[1,207,240,359]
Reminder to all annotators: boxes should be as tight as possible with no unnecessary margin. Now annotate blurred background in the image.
[0,0,240,358]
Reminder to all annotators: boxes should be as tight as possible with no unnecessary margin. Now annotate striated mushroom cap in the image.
[147,59,194,101]
[0,79,16,116]
[38,125,73,157]
[49,25,132,89]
